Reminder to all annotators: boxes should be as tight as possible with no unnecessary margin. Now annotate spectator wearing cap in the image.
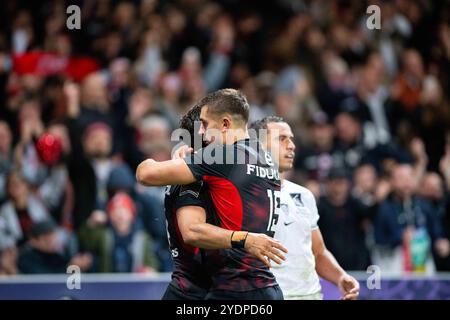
[105,164,172,272]
[373,164,446,274]
[0,170,49,247]
[80,192,158,273]
[18,219,92,274]
[317,166,372,270]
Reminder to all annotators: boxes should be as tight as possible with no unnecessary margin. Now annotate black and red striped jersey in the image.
[164,181,217,298]
[184,138,281,292]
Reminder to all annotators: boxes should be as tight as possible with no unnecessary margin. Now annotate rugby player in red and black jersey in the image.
[137,89,285,299]
[158,98,287,300]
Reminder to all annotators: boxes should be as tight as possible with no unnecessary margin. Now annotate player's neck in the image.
[224,128,249,144]
[280,171,286,183]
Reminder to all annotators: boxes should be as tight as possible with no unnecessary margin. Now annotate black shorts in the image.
[161,283,208,300]
[205,285,284,300]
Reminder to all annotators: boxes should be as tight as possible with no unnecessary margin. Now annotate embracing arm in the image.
[136,158,196,186]
[176,206,287,267]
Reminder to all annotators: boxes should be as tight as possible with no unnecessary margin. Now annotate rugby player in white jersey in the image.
[250,116,360,300]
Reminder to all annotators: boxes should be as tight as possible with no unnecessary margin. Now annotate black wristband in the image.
[231,231,248,249]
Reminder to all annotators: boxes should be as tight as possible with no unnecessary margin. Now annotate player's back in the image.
[185,138,281,293]
[164,183,215,299]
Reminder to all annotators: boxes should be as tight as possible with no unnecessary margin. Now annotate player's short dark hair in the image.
[179,104,202,147]
[249,116,285,139]
[197,89,250,123]
[180,104,201,134]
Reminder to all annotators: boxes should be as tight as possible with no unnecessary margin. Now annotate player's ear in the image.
[222,116,232,132]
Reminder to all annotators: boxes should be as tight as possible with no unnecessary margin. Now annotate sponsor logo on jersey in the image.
[290,193,304,207]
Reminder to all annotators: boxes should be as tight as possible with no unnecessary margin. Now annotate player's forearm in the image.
[183,222,233,249]
[136,159,160,186]
[136,158,195,186]
[314,249,346,286]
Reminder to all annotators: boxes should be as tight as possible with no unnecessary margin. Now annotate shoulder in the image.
[283,180,318,213]
[283,180,315,201]
[197,143,233,156]
[179,181,204,198]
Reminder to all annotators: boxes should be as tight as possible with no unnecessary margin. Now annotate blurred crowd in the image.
[0,0,450,276]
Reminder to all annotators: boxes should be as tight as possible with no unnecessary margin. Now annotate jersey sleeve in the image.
[173,181,206,211]
[304,190,320,230]
[184,144,234,181]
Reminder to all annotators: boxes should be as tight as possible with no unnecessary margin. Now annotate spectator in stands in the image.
[18,220,92,274]
[0,245,18,275]
[13,96,47,187]
[37,122,74,230]
[351,164,380,219]
[316,55,352,121]
[414,75,450,172]
[373,164,446,274]
[0,121,13,204]
[136,114,172,160]
[332,111,368,172]
[294,111,335,182]
[0,0,449,277]
[353,53,391,148]
[318,167,371,270]
[389,49,425,135]
[79,192,158,273]
[0,170,49,247]
[419,172,450,271]
[439,143,450,271]
[78,72,112,128]
[106,164,172,271]
[65,83,115,231]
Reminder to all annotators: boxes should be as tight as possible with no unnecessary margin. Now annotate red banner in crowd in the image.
[13,52,100,82]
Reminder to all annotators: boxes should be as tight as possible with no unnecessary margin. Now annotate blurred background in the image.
[0,0,450,299]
